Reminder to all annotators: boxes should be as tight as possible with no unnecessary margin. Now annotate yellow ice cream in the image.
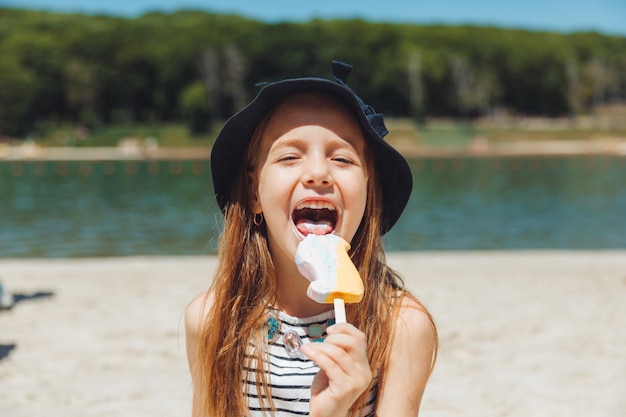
[295,234,364,304]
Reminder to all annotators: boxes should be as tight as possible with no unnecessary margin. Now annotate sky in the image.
[1,0,625,36]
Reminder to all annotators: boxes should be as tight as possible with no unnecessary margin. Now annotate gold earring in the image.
[253,213,264,226]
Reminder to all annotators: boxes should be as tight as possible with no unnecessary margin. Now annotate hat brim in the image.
[210,77,412,234]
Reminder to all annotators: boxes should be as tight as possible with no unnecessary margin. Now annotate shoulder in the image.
[388,295,437,374]
[185,291,214,376]
[394,295,437,349]
[375,294,437,416]
[185,290,214,366]
[185,291,214,416]
[185,290,214,338]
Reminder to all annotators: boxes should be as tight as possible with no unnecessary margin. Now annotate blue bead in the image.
[267,317,279,341]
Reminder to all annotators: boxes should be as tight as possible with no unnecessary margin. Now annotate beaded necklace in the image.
[266,310,336,358]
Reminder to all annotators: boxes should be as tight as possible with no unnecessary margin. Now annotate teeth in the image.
[295,201,336,211]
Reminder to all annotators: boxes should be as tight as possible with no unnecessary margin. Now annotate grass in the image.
[33,122,222,148]
[27,117,626,149]
[386,117,626,149]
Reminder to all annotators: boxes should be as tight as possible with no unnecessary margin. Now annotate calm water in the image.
[1,156,625,257]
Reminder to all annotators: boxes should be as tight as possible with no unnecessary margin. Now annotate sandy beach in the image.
[1,251,625,417]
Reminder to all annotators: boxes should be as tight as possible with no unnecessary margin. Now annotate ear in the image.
[248,171,262,214]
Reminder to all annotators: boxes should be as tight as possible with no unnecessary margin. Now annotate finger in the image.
[302,342,371,380]
[301,343,372,395]
[326,322,362,337]
[324,324,368,354]
[302,340,350,369]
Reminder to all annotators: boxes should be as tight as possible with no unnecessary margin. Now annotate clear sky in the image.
[1,0,625,36]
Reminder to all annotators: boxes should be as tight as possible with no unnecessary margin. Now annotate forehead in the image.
[261,92,366,149]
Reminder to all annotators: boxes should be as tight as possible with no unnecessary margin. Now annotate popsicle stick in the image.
[334,298,346,324]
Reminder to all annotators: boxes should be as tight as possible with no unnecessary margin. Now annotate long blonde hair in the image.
[196,94,437,417]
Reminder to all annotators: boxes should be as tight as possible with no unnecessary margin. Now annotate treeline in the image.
[1,8,625,137]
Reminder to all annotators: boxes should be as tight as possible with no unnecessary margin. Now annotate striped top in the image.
[244,309,378,417]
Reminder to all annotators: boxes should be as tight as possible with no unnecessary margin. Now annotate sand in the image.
[1,251,625,417]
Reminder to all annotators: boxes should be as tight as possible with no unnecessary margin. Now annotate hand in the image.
[301,323,372,417]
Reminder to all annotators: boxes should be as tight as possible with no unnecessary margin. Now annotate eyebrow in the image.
[271,137,308,148]
[271,134,365,152]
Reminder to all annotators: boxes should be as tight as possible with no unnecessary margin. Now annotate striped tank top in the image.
[244,309,378,417]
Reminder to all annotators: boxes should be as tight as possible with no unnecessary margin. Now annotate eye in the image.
[332,155,356,165]
[276,154,301,164]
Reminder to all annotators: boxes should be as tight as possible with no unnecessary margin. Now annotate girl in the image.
[185,61,437,417]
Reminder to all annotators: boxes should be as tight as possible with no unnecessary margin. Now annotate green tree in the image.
[1,7,626,136]
[0,58,34,136]
[179,81,210,136]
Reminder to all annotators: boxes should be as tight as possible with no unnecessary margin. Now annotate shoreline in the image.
[2,139,626,161]
[1,251,625,417]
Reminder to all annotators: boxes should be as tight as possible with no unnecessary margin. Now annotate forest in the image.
[1,8,625,138]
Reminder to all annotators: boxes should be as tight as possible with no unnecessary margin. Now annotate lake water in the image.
[1,156,625,258]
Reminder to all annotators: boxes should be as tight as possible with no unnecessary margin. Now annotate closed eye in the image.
[276,154,301,163]
[332,155,358,166]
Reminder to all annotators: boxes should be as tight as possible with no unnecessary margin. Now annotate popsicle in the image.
[295,234,363,323]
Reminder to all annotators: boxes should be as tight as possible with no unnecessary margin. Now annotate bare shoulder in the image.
[185,290,214,369]
[390,294,437,372]
[185,291,213,380]
[395,295,437,347]
[185,291,214,417]
[185,290,213,338]
[375,294,437,416]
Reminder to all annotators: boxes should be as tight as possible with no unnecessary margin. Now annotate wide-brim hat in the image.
[211,61,412,234]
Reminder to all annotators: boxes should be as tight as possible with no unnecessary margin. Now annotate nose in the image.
[303,155,333,187]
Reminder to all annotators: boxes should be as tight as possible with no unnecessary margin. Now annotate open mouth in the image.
[292,200,338,237]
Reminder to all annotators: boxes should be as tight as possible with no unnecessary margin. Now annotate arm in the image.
[184,292,212,417]
[375,297,437,416]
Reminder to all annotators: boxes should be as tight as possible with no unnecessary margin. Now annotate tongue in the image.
[296,220,333,236]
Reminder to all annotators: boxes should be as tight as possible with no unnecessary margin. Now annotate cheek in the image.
[257,168,291,208]
[345,174,368,217]
[357,184,368,218]
[256,177,272,209]
[357,177,369,218]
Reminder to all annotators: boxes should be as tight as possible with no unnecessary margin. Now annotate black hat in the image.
[211,61,412,234]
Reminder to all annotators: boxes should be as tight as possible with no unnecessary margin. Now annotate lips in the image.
[292,200,338,237]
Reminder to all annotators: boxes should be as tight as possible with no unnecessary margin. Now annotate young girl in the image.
[185,61,437,417]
